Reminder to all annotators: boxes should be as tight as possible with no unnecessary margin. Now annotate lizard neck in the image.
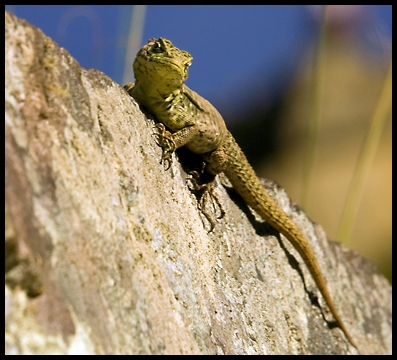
[134,79,181,100]
[132,80,177,112]
[132,81,187,127]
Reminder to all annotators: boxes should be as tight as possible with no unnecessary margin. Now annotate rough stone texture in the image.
[5,11,391,355]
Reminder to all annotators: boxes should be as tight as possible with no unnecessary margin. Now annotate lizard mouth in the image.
[166,58,191,77]
[141,38,192,78]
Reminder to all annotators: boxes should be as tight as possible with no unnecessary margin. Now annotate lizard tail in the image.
[210,132,357,349]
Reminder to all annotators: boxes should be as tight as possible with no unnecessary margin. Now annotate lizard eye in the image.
[152,42,162,53]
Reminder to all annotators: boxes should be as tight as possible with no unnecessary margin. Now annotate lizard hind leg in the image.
[187,169,225,231]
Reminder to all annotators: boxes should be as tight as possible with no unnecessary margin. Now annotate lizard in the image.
[124,37,357,350]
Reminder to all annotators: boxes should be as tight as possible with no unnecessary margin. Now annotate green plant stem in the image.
[337,62,392,244]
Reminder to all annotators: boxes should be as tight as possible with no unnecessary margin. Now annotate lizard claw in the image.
[153,123,176,170]
[187,170,225,231]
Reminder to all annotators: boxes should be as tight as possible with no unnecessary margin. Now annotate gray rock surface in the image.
[5,11,391,354]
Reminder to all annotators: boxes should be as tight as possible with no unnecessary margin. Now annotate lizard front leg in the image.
[153,123,198,170]
[154,123,225,230]
[153,124,176,170]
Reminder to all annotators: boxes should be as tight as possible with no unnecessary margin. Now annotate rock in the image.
[5,11,391,355]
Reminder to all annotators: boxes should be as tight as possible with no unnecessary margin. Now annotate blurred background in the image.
[5,5,391,281]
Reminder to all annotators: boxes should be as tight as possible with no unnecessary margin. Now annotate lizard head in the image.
[133,38,193,88]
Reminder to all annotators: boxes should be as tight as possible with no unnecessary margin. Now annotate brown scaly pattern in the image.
[126,37,357,350]
[205,131,356,348]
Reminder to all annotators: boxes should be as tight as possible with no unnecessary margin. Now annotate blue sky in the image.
[6,6,392,274]
[6,5,392,120]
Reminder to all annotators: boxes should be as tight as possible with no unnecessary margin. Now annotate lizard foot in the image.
[123,82,134,93]
[187,170,225,231]
[153,123,176,170]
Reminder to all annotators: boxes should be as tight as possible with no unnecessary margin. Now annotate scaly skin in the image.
[126,37,357,349]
